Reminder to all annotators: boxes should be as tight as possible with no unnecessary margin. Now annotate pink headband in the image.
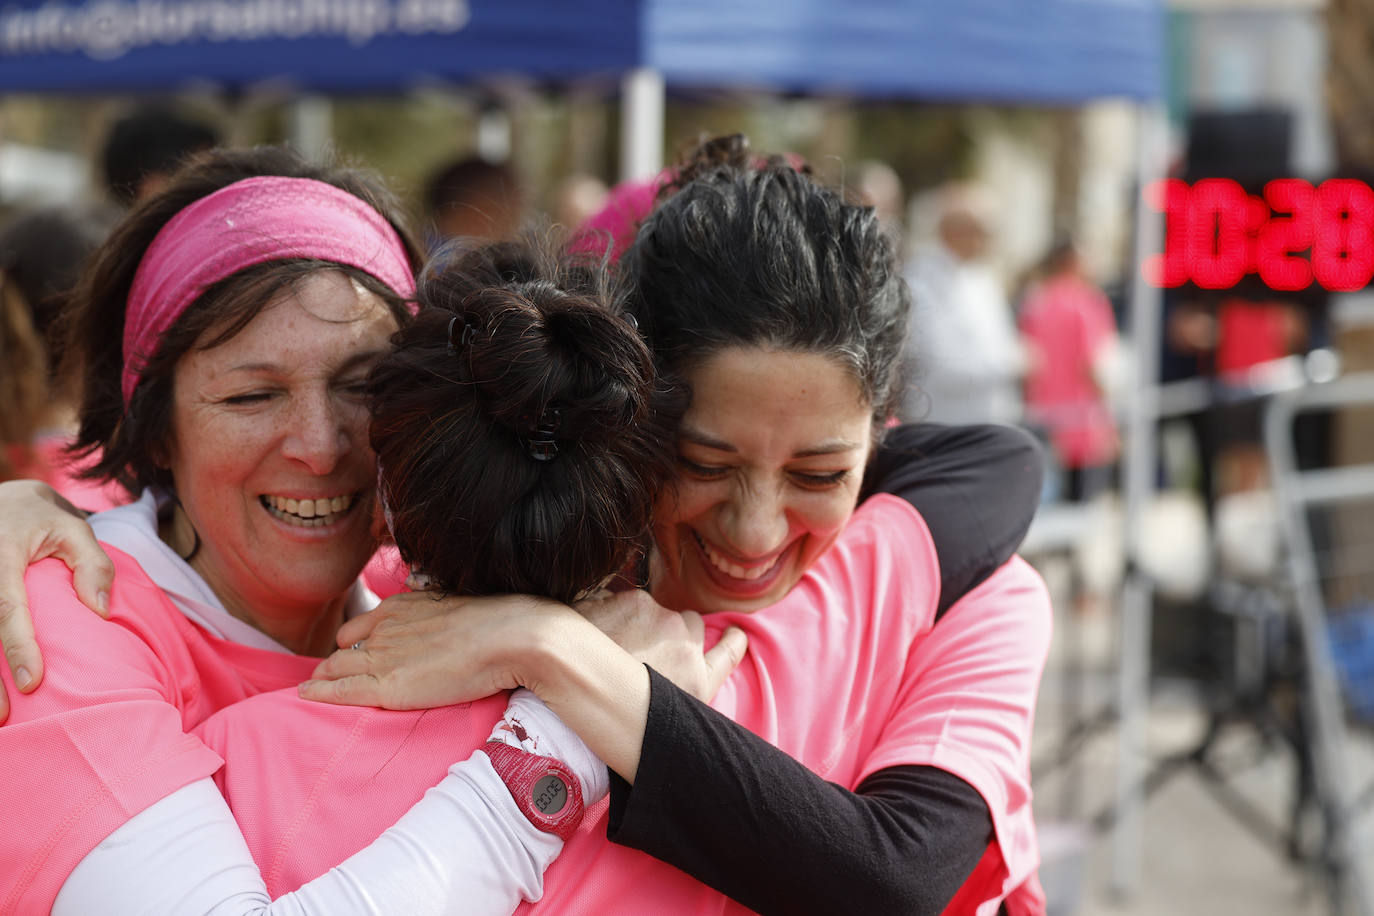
[122,175,417,406]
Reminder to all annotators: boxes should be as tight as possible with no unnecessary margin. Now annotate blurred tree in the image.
[1328,0,1374,170]
[329,93,481,218]
[1326,0,1374,593]
[848,103,973,193]
[1047,108,1082,238]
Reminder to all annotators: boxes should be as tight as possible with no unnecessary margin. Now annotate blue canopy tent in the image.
[0,0,1159,101]
[0,0,641,92]
[0,0,1164,177]
[647,0,1159,101]
[0,0,1165,176]
[634,0,1163,175]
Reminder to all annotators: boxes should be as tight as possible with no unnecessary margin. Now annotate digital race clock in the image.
[1143,178,1374,292]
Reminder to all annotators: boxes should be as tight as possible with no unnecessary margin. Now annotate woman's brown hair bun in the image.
[369,235,681,603]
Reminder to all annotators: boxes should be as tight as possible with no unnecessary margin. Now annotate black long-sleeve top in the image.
[606,423,1044,915]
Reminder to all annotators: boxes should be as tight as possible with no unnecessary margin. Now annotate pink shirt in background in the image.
[7,435,126,513]
[192,495,1051,915]
[1019,272,1119,469]
[567,174,667,262]
[362,543,408,598]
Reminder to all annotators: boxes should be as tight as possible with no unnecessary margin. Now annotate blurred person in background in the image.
[901,182,1026,425]
[423,155,524,246]
[0,206,121,510]
[102,105,220,207]
[570,172,668,262]
[853,159,904,247]
[550,172,608,232]
[0,231,48,484]
[1018,234,1121,502]
[0,206,111,358]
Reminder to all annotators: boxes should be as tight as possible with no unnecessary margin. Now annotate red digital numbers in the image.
[1257,179,1314,290]
[1143,178,1190,288]
[1144,178,1374,292]
[1313,179,1374,291]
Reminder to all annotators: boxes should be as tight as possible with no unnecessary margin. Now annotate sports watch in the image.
[484,740,585,841]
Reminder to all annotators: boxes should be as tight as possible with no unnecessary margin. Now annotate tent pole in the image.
[478,103,513,163]
[619,67,664,182]
[288,94,333,164]
[1110,101,1168,899]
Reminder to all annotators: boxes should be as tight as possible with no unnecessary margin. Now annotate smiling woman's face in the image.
[650,345,874,615]
[161,270,398,638]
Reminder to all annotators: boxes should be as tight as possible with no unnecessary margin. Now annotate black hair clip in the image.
[447,315,476,353]
[524,406,562,462]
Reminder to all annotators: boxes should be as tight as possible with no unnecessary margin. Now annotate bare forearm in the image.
[513,620,651,783]
[304,590,741,786]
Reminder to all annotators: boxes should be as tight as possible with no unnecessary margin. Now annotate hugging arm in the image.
[607,669,992,916]
[863,422,1044,617]
[48,696,598,916]
[57,760,555,916]
[3,559,602,915]
[0,424,1040,719]
[607,556,1052,915]
[304,424,1047,914]
[0,480,114,721]
[601,426,1045,913]
[309,599,986,916]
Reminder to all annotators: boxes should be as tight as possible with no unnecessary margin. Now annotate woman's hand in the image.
[298,590,583,709]
[573,590,747,704]
[301,587,746,783]
[0,480,114,723]
[300,588,746,710]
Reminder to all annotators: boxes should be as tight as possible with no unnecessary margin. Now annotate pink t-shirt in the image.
[0,547,318,914]
[193,495,1051,915]
[6,435,126,513]
[568,175,665,262]
[195,687,512,892]
[1019,273,1119,469]
[362,543,408,598]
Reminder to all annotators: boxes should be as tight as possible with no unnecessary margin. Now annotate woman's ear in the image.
[148,403,178,470]
[147,436,171,469]
[368,492,395,545]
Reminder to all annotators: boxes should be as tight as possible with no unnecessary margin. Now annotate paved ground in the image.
[1027,556,1342,916]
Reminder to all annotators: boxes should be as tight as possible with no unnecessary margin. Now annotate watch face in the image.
[532,772,569,816]
[485,741,584,840]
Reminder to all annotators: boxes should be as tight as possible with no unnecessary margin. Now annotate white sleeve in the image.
[55,694,606,916]
[488,688,610,802]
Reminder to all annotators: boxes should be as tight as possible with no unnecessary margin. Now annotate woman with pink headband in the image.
[0,146,739,914]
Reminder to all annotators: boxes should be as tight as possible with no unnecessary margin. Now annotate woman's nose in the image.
[282,392,353,474]
[720,483,789,558]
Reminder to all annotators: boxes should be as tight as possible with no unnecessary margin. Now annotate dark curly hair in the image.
[62,146,423,494]
[368,236,681,603]
[622,134,909,427]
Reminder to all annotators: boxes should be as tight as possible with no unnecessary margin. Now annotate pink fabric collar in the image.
[122,175,416,406]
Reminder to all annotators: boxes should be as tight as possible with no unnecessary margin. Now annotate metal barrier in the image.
[1265,373,1374,915]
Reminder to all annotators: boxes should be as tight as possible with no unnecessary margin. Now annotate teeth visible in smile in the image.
[261,494,354,528]
[694,532,776,581]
